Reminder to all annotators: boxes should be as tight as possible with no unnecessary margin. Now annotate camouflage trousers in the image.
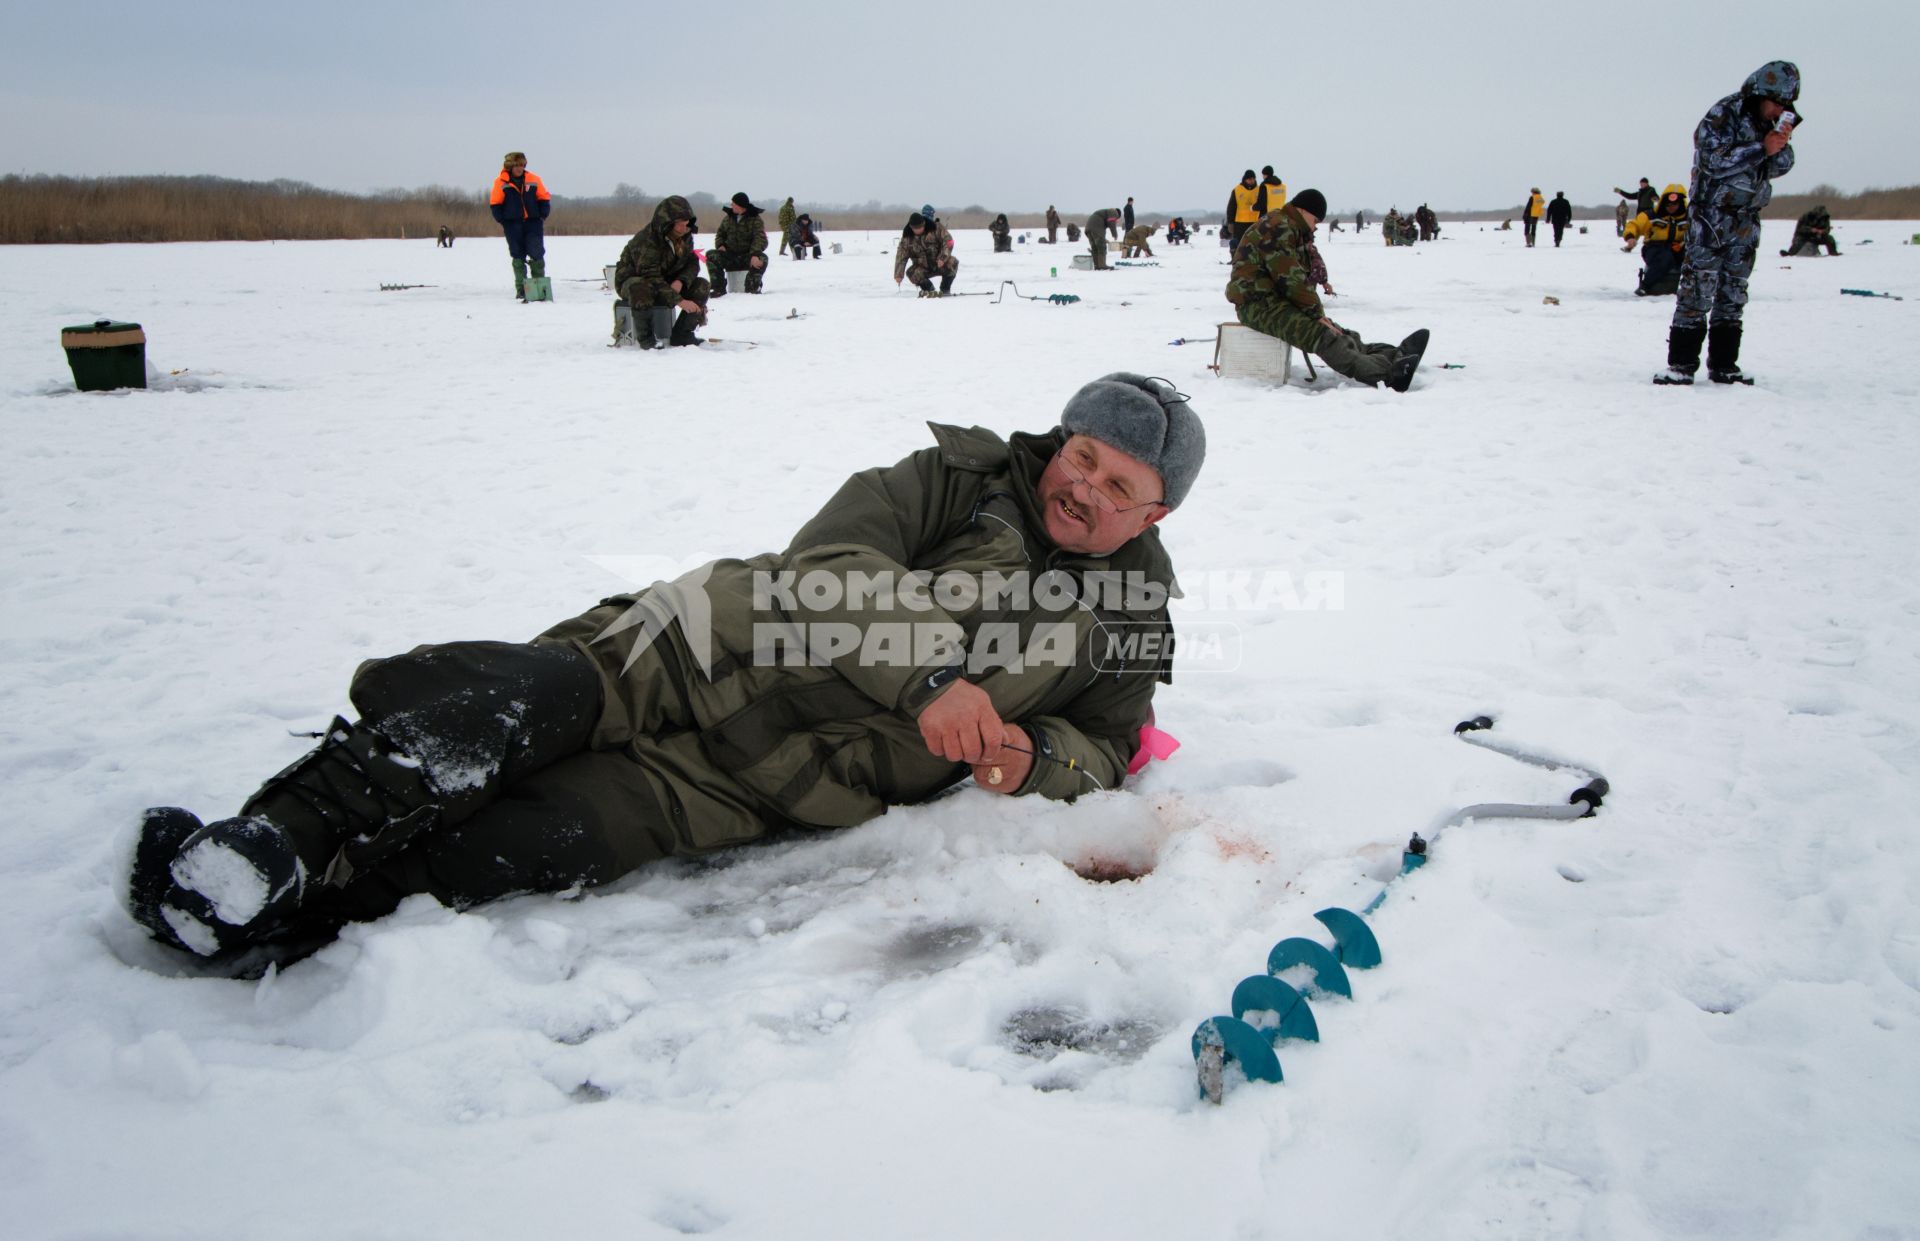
[1089,235,1109,269]
[1236,300,1400,385]
[705,250,765,295]
[1671,209,1759,330]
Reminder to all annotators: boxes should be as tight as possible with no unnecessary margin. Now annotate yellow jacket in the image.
[1527,192,1544,219]
[1231,182,1262,224]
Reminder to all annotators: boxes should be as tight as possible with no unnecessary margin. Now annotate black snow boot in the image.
[1656,324,1707,385]
[1385,329,1430,393]
[130,716,447,957]
[130,641,601,958]
[1707,321,1751,384]
[671,311,704,346]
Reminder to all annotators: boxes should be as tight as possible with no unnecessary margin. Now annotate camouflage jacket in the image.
[713,208,768,257]
[778,199,797,231]
[989,215,1011,240]
[1224,204,1322,319]
[1689,91,1794,217]
[1123,224,1153,246]
[615,196,703,306]
[893,223,956,279]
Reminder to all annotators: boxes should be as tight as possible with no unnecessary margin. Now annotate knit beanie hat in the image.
[731,192,755,210]
[1059,374,1205,510]
[1291,188,1328,220]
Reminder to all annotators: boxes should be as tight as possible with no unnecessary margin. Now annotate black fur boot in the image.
[1656,324,1707,385]
[1707,321,1751,384]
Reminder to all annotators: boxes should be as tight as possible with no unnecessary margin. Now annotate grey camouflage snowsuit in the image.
[1673,73,1796,330]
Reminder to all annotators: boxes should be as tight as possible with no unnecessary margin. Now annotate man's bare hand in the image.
[971,724,1034,794]
[677,298,702,315]
[1763,128,1791,156]
[670,279,684,293]
[918,679,1006,764]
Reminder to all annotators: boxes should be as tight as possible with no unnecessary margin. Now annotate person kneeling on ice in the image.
[615,196,710,349]
[1226,188,1429,391]
[1634,184,1691,297]
[126,376,1203,970]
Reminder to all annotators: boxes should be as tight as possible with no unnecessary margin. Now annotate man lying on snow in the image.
[127,375,1205,970]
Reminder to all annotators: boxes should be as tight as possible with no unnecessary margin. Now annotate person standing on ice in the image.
[1254,166,1286,216]
[1615,177,1658,221]
[1227,188,1427,391]
[489,152,550,300]
[1657,60,1800,386]
[614,196,710,349]
[1546,191,1573,247]
[1045,205,1061,243]
[777,196,797,256]
[893,212,959,295]
[1522,187,1544,247]
[124,376,1203,972]
[1226,169,1261,250]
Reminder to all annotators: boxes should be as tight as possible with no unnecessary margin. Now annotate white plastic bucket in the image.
[1070,255,1094,270]
[1214,323,1293,383]
[726,269,748,293]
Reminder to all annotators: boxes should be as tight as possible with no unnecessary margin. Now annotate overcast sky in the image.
[5,0,1909,215]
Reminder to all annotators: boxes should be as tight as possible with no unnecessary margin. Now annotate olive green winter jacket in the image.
[539,423,1178,852]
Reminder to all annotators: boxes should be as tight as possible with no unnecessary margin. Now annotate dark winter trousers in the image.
[1551,221,1567,247]
[1089,236,1110,270]
[307,633,735,928]
[1672,209,1759,330]
[909,263,957,294]
[1523,215,1539,245]
[1237,299,1400,386]
[1784,233,1837,257]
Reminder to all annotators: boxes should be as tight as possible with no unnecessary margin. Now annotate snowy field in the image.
[3,217,1918,1240]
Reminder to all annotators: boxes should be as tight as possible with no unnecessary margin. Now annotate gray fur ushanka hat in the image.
[1059,373,1205,509]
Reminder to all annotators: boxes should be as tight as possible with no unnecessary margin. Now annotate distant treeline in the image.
[4,175,1914,245]
[0,175,1056,245]
[1433,183,1920,223]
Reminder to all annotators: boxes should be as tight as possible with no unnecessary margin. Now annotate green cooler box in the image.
[62,319,148,391]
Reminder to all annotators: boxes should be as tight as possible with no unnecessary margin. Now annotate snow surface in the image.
[2,222,1918,1240]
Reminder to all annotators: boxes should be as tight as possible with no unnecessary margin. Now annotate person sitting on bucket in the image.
[124,376,1204,972]
[707,193,770,296]
[1227,188,1430,391]
[614,196,710,349]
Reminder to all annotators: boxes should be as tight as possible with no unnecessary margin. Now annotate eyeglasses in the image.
[1055,430,1172,515]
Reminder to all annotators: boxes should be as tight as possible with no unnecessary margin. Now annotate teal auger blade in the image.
[1314,907,1382,969]
[1192,1016,1283,1102]
[1267,937,1353,998]
[1231,975,1319,1043]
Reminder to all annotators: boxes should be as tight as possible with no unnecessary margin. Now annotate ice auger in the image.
[1190,717,1609,1104]
[990,281,1081,305]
